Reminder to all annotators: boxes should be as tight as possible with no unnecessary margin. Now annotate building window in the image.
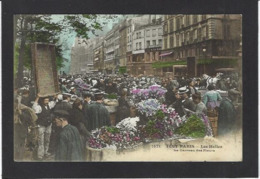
[164,37,168,49]
[170,35,174,48]
[139,42,142,49]
[189,31,193,42]
[147,40,150,47]
[176,34,179,47]
[158,28,163,35]
[176,18,180,30]
[164,23,168,34]
[136,43,138,50]
[198,28,202,41]
[185,32,189,43]
[152,29,156,37]
[153,40,156,46]
[186,15,190,26]
[193,15,198,24]
[146,30,150,37]
[158,39,162,45]
[202,26,207,38]
[170,19,173,32]
[202,15,206,20]
[194,29,197,40]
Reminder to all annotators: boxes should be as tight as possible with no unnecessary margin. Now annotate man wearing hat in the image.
[178,86,195,112]
[218,89,241,136]
[49,93,72,155]
[69,87,77,95]
[86,92,110,131]
[171,87,195,117]
[32,94,57,160]
[53,110,84,161]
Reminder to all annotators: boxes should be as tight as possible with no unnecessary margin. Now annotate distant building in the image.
[70,37,98,74]
[93,37,105,72]
[118,20,128,74]
[161,14,242,77]
[127,16,163,76]
[104,24,120,74]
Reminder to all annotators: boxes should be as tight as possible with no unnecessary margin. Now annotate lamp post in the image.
[202,48,207,74]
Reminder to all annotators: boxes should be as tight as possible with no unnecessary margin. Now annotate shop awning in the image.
[159,52,173,57]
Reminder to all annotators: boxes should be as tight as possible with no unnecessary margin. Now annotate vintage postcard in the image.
[13,14,243,162]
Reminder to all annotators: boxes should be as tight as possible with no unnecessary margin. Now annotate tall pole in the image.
[203,48,206,74]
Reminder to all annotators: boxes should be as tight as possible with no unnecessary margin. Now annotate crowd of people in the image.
[14,72,242,161]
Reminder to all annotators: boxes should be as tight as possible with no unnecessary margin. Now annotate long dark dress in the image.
[218,98,236,136]
[86,102,110,131]
[55,124,84,161]
[70,108,90,137]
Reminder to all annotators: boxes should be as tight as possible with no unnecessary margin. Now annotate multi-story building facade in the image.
[127,17,163,76]
[161,14,242,77]
[118,19,128,74]
[126,15,152,75]
[93,37,105,72]
[104,24,120,74]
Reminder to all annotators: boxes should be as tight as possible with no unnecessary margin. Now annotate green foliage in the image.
[15,14,118,78]
[119,66,127,74]
[144,120,159,137]
[152,60,187,69]
[174,115,206,138]
[197,58,238,66]
[155,110,165,119]
[106,126,120,134]
[106,93,118,99]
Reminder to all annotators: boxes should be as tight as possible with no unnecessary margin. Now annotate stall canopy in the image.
[159,52,173,57]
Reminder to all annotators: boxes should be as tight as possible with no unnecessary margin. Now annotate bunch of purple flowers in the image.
[131,85,167,102]
[136,99,161,117]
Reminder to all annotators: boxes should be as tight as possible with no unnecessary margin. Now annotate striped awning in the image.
[159,52,173,57]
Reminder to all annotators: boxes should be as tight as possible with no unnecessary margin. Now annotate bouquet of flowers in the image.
[131,85,167,102]
[159,104,184,127]
[88,117,142,150]
[136,99,161,117]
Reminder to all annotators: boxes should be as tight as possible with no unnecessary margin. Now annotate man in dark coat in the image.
[86,93,110,131]
[179,86,195,112]
[164,86,176,107]
[49,93,72,155]
[54,110,84,161]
